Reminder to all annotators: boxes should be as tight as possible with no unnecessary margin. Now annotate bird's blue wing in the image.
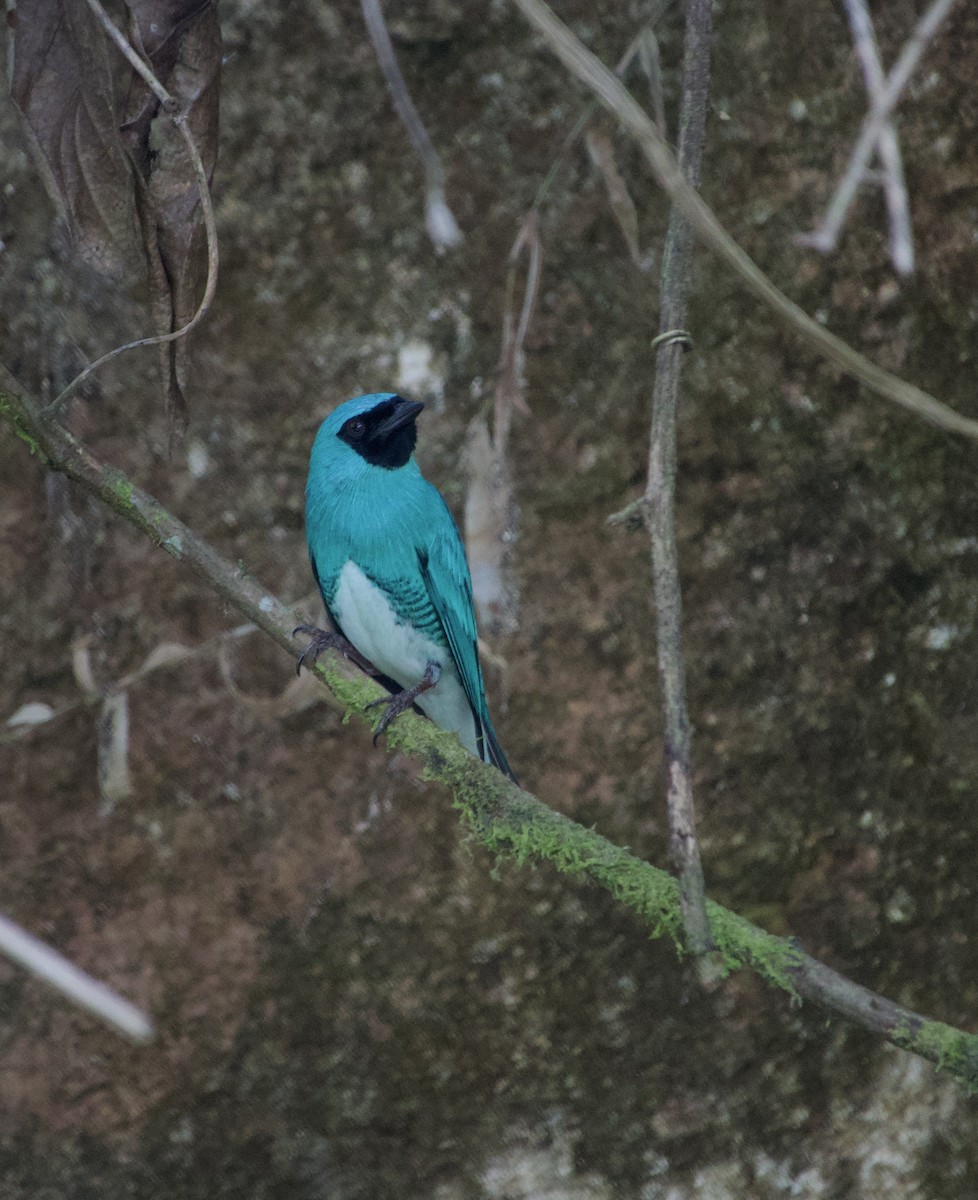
[419,502,515,780]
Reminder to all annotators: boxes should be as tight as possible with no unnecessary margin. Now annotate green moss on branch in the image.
[3,368,978,1091]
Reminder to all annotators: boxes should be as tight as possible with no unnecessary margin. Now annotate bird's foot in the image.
[293,625,376,677]
[366,660,441,745]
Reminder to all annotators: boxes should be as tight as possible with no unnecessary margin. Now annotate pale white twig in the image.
[798,0,958,257]
[0,912,153,1042]
[359,0,463,252]
[512,0,978,439]
[2,623,258,746]
[842,0,914,275]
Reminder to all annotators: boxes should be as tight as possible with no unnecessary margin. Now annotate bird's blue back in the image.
[305,394,512,776]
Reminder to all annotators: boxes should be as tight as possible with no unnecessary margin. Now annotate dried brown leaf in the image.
[123,0,221,425]
[585,126,645,269]
[8,0,144,279]
[9,0,221,422]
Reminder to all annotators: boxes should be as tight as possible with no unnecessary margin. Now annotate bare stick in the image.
[1,623,257,747]
[494,212,541,448]
[798,0,957,258]
[644,0,713,966]
[0,911,152,1042]
[511,0,978,441]
[359,0,462,252]
[5,368,978,1087]
[49,0,221,413]
[637,26,668,140]
[839,0,914,275]
[530,25,659,217]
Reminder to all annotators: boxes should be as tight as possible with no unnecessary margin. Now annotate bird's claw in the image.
[366,660,441,745]
[293,624,334,676]
[293,625,375,677]
[367,692,415,746]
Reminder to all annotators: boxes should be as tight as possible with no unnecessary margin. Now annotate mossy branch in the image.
[2,367,978,1090]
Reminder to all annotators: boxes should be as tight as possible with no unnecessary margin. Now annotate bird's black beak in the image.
[377,397,424,437]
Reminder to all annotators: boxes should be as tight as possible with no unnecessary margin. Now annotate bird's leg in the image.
[292,625,377,677]
[366,660,441,745]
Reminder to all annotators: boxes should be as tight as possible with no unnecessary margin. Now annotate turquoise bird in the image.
[297,392,516,781]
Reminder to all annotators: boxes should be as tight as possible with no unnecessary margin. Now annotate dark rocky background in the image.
[2,0,978,1195]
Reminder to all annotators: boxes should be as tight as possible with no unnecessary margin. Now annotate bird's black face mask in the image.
[338,395,425,469]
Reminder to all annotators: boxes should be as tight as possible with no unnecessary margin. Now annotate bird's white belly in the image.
[332,560,479,754]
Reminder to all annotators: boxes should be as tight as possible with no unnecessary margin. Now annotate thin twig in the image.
[359,0,462,252]
[494,212,541,448]
[530,25,658,216]
[797,0,957,258]
[507,219,543,407]
[0,912,152,1042]
[1,624,257,747]
[511,0,978,441]
[840,0,914,275]
[48,0,220,414]
[644,0,713,968]
[5,367,978,1087]
[636,26,668,140]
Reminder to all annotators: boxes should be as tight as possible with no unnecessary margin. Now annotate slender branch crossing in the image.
[511,0,978,441]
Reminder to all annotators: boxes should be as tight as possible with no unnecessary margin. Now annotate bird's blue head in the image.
[310,392,425,478]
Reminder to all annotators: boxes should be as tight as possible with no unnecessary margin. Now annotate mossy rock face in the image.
[3,0,978,1195]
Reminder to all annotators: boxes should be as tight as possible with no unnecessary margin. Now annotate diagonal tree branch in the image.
[511,0,978,442]
[3,367,978,1089]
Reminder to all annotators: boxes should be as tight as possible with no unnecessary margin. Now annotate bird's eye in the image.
[344,417,367,440]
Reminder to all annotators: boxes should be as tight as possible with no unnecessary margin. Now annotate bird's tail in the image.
[480,713,517,784]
